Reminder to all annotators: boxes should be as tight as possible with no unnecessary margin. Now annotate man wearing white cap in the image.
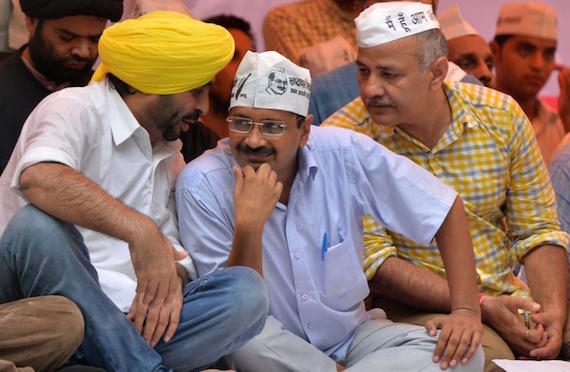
[323,2,569,370]
[439,4,493,87]
[314,0,480,126]
[491,1,569,165]
[176,49,485,371]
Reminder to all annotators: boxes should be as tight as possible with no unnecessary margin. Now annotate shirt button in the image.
[301,293,308,300]
[307,322,313,330]
[294,251,301,260]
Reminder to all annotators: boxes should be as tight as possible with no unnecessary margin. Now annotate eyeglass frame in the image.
[226,115,304,137]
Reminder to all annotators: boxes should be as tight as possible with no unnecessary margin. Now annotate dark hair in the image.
[107,73,137,96]
[203,14,255,46]
[494,34,513,47]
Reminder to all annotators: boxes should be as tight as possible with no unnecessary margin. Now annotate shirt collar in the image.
[103,78,182,154]
[299,133,320,182]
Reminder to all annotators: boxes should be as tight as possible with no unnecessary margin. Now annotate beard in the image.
[155,96,202,142]
[28,22,95,85]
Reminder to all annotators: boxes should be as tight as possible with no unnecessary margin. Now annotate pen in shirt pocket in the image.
[321,232,328,262]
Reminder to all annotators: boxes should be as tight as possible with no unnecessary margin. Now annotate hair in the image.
[416,28,448,70]
[203,14,255,46]
[107,73,138,96]
[494,34,513,47]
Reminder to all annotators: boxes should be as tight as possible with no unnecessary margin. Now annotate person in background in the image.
[491,1,570,165]
[307,0,480,126]
[0,0,123,173]
[438,4,493,87]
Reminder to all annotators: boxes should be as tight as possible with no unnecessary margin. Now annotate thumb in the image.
[172,248,188,261]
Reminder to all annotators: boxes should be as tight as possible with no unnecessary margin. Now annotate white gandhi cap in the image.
[356,1,440,48]
[230,51,312,117]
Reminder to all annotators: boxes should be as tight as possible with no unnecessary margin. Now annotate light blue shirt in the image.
[176,126,457,361]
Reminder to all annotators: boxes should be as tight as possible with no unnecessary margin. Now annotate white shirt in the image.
[176,126,457,361]
[0,79,196,311]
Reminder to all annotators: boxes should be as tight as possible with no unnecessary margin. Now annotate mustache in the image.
[236,143,275,157]
[364,96,396,107]
[181,109,203,124]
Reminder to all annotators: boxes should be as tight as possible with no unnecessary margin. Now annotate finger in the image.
[150,304,171,347]
[449,330,471,368]
[431,319,449,363]
[274,181,283,200]
[127,294,138,321]
[242,165,256,179]
[529,338,560,359]
[172,248,188,261]
[439,328,460,370]
[143,299,163,343]
[526,325,545,345]
[462,329,482,364]
[268,169,278,186]
[163,294,182,343]
[256,162,271,178]
[133,295,149,334]
[425,318,440,337]
[233,166,244,196]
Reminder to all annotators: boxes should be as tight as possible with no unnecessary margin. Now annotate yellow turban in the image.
[91,11,235,94]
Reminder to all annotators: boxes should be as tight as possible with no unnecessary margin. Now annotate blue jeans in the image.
[0,205,269,372]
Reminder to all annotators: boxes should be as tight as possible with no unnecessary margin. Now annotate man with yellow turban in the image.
[0,11,268,371]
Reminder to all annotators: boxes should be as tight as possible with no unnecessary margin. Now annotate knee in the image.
[224,267,269,327]
[1,205,76,258]
[40,295,85,351]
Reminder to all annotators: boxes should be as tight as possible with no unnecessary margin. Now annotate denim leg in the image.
[155,266,269,371]
[0,205,164,372]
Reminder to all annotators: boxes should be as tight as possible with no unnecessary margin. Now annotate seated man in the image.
[323,2,569,371]
[176,48,485,371]
[0,11,268,371]
[307,0,481,125]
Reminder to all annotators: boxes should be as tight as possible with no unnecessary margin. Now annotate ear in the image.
[489,40,501,62]
[298,114,313,147]
[428,56,448,91]
[24,16,38,36]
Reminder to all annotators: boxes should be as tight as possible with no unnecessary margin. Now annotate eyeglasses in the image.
[227,116,288,136]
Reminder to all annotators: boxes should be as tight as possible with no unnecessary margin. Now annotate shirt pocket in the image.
[318,237,369,311]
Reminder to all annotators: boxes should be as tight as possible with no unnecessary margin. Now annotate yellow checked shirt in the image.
[263,0,356,64]
[322,82,569,297]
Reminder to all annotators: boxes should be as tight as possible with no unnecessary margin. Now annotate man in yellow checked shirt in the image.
[323,2,570,371]
[0,11,268,371]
